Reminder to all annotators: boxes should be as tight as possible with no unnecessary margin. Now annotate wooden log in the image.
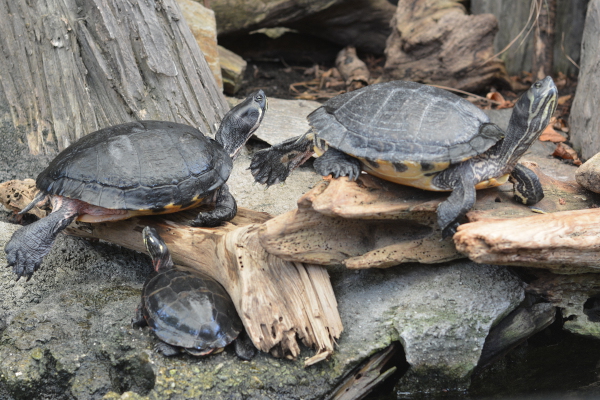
[0,0,227,155]
[454,208,600,273]
[0,179,343,363]
[259,162,598,270]
[335,46,370,91]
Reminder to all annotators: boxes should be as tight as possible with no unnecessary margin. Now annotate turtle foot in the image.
[155,342,182,357]
[190,213,226,228]
[5,225,49,281]
[441,222,460,239]
[313,148,361,181]
[234,331,257,361]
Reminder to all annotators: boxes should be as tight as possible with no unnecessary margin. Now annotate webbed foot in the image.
[250,134,314,186]
[313,148,361,180]
[190,185,237,227]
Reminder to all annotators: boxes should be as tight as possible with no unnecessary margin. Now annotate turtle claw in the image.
[5,245,42,282]
[441,222,460,239]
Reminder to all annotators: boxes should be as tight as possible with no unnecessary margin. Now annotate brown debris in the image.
[552,142,582,165]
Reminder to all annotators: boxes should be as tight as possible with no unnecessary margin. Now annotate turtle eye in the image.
[534,81,542,89]
[255,94,264,102]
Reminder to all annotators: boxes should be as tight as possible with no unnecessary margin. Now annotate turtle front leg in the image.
[434,168,477,239]
[5,199,79,280]
[313,148,362,181]
[510,163,544,205]
[191,184,237,227]
[250,133,314,186]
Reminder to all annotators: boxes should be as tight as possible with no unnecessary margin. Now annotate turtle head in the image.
[142,226,173,273]
[216,90,268,160]
[510,76,558,139]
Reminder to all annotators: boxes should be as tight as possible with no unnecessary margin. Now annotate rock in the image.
[218,45,247,95]
[177,0,223,90]
[384,0,510,92]
[570,0,600,161]
[576,152,600,193]
[527,272,600,339]
[471,0,588,76]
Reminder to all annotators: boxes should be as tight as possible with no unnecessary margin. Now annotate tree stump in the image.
[0,179,343,364]
[0,0,227,156]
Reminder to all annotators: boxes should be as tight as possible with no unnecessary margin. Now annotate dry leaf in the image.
[557,94,572,105]
[552,143,582,165]
[539,119,567,142]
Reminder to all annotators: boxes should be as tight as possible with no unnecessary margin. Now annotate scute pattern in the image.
[143,269,242,351]
[36,121,232,210]
[308,81,502,163]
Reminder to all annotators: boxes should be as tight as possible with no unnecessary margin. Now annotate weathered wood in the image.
[532,0,557,80]
[0,0,227,155]
[383,0,510,92]
[260,163,592,269]
[0,179,343,363]
[570,0,600,161]
[335,47,370,91]
[218,45,247,95]
[454,208,600,273]
[576,152,600,193]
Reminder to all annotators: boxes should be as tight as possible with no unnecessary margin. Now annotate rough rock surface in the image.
[570,0,600,161]
[576,152,600,193]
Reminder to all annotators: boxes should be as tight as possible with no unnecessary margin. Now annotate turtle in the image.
[5,90,267,280]
[250,77,557,237]
[133,226,256,359]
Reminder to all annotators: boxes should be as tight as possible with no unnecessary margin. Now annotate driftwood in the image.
[383,0,510,92]
[0,0,227,156]
[0,179,343,364]
[259,162,598,270]
[335,47,370,91]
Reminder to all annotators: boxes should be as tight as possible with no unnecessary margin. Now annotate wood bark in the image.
[569,0,600,161]
[0,0,227,155]
[383,0,511,92]
[532,0,557,80]
[0,179,343,363]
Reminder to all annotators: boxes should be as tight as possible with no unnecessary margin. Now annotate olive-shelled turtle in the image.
[5,90,267,279]
[251,78,557,237]
[133,226,255,359]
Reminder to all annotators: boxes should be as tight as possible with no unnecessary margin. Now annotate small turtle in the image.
[251,78,557,237]
[133,226,256,359]
[5,90,267,280]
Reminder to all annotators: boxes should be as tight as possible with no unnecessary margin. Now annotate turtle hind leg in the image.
[234,330,257,361]
[313,148,361,181]
[5,198,79,280]
[250,133,314,186]
[434,168,477,239]
[154,342,182,357]
[190,184,236,227]
[510,163,544,205]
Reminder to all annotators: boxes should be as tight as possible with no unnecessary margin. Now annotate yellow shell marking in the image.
[313,141,509,191]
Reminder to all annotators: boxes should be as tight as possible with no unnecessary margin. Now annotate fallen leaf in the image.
[557,94,572,105]
[552,143,582,165]
[539,124,567,142]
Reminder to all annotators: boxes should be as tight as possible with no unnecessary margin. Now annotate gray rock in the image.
[576,152,600,193]
[570,0,600,161]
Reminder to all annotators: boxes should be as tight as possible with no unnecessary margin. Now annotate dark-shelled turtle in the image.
[5,91,267,280]
[133,226,256,359]
[251,78,557,237]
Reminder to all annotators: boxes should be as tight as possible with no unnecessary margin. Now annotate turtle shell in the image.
[308,80,503,164]
[36,121,231,210]
[142,269,243,352]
